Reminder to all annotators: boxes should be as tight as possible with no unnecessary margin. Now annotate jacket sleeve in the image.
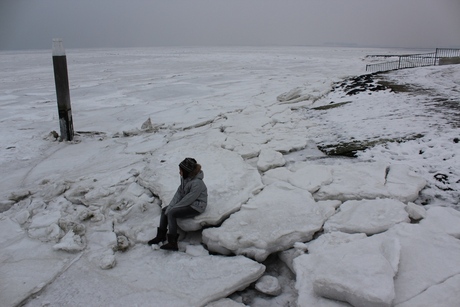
[171,180,205,209]
[168,186,182,207]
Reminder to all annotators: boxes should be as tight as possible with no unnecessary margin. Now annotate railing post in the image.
[434,48,439,66]
[52,39,74,141]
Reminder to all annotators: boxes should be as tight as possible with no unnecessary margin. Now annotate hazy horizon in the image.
[1,0,459,51]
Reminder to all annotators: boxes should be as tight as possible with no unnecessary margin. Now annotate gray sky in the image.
[1,0,459,50]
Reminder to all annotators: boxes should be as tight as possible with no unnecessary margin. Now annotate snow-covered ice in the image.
[404,202,427,220]
[294,236,400,307]
[313,163,426,203]
[294,222,460,307]
[0,217,78,307]
[255,275,282,296]
[202,181,335,261]
[323,198,410,235]
[420,206,460,239]
[1,46,459,306]
[388,223,460,305]
[25,246,265,307]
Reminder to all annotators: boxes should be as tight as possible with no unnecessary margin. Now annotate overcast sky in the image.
[1,0,459,50]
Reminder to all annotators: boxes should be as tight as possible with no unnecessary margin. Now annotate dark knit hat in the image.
[179,157,197,173]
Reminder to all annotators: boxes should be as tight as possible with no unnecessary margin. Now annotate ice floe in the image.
[203,182,335,261]
[323,198,410,235]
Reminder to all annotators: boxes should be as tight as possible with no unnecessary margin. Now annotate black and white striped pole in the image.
[52,38,74,141]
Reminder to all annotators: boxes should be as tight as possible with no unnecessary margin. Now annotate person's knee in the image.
[169,209,181,219]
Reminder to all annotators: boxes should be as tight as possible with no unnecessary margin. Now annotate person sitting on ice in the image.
[148,157,208,251]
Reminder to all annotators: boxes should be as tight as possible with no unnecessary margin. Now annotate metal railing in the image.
[435,48,460,58]
[366,48,460,73]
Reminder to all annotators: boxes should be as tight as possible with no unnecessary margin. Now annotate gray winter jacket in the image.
[167,170,208,213]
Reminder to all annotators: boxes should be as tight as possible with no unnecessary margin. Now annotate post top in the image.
[52,38,66,56]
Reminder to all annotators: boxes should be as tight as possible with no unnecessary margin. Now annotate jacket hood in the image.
[195,170,204,180]
[189,170,203,181]
[181,170,204,183]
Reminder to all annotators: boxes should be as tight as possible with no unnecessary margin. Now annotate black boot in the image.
[148,227,167,245]
[160,234,179,251]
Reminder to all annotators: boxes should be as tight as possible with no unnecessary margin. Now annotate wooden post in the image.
[52,39,74,141]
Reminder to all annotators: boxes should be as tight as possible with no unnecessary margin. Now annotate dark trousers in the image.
[159,206,200,236]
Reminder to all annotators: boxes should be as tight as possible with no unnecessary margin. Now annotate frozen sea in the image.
[1,46,459,307]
